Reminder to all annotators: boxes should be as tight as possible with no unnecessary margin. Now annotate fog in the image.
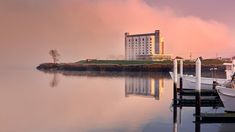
[0,0,234,68]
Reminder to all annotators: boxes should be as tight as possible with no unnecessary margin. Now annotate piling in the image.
[173,59,178,132]
[179,59,183,110]
[179,59,183,91]
[173,104,178,132]
[195,58,201,132]
[173,59,178,104]
[212,81,217,90]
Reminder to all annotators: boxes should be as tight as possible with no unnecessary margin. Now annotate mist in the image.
[0,0,234,68]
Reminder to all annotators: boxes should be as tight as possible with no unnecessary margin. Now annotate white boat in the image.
[216,86,235,112]
[169,59,235,89]
[169,72,228,89]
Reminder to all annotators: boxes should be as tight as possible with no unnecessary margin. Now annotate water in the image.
[0,69,233,132]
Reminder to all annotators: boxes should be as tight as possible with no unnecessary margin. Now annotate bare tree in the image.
[49,50,60,63]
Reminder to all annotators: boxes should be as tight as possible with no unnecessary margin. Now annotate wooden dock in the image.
[172,58,235,129]
[176,98,223,107]
[175,88,222,107]
[196,113,235,123]
[177,88,218,96]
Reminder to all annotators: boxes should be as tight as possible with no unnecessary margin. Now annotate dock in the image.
[172,58,235,132]
[176,88,222,107]
[177,98,223,107]
[177,88,218,96]
[197,113,235,123]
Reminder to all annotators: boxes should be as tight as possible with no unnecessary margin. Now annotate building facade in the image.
[125,30,167,60]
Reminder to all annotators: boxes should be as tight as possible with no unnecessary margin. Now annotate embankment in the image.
[36,62,226,73]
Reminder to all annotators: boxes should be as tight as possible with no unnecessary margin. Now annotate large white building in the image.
[125,30,169,60]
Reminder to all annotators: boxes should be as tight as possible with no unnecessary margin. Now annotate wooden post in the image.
[195,58,201,132]
[180,59,183,91]
[196,58,201,92]
[173,59,178,104]
[179,59,183,110]
[173,59,178,132]
[173,102,178,132]
[212,81,217,90]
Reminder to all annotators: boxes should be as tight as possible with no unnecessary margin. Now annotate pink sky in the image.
[0,0,234,68]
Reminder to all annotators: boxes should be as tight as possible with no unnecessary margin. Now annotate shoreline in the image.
[36,61,226,73]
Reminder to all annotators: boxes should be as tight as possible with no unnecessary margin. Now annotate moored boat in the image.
[169,72,228,89]
[216,86,235,112]
[169,59,235,89]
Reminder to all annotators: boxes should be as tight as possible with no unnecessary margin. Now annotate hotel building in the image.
[125,30,169,60]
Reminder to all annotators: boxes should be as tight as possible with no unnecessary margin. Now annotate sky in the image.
[0,0,235,68]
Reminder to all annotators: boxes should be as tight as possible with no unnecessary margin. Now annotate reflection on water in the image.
[50,73,59,88]
[219,124,235,132]
[40,70,171,78]
[125,77,164,100]
[0,69,234,132]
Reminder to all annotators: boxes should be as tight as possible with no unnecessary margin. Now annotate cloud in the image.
[0,0,234,67]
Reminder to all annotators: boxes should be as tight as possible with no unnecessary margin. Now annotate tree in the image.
[49,50,60,63]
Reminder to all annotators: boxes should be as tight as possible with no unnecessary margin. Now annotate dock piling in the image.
[179,59,183,91]
[195,58,201,132]
[212,81,217,90]
[173,59,178,104]
[173,59,178,132]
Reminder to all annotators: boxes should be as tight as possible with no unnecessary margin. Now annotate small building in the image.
[125,30,171,60]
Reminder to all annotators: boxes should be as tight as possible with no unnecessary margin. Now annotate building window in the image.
[150,38,152,40]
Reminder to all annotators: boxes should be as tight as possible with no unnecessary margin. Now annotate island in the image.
[37,59,228,73]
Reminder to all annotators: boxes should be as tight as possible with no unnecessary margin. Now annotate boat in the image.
[169,72,228,89]
[216,86,235,112]
[169,59,235,89]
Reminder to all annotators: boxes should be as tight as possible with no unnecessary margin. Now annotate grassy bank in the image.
[37,59,228,72]
[77,59,227,65]
[76,60,172,65]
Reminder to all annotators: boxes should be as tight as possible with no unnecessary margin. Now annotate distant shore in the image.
[37,59,227,73]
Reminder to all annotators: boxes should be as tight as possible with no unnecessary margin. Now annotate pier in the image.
[172,58,235,132]
[198,113,235,123]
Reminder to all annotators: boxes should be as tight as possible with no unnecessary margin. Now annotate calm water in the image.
[0,69,234,132]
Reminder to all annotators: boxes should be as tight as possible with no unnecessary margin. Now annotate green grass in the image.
[77,60,172,65]
[76,59,228,66]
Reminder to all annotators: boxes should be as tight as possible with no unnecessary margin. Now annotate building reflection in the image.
[125,77,164,100]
